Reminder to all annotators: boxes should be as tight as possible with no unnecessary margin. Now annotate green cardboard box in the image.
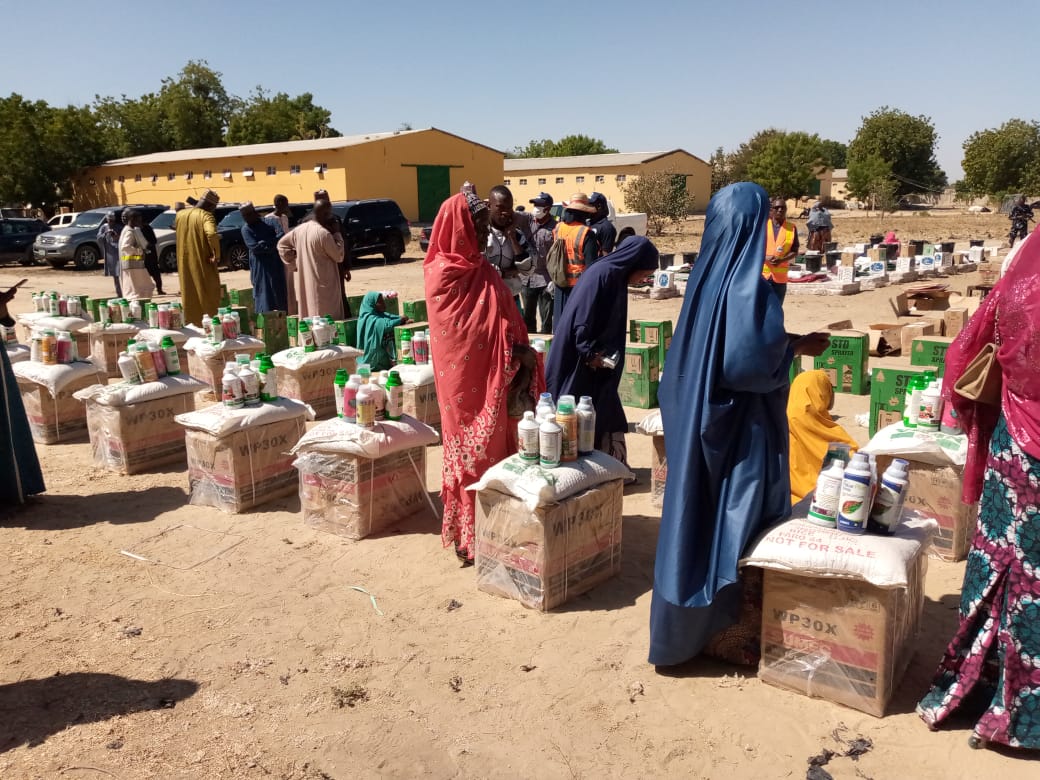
[219,283,229,308]
[910,336,954,377]
[345,295,366,319]
[230,306,252,335]
[789,355,803,385]
[85,297,102,321]
[255,311,288,354]
[628,319,673,366]
[619,343,661,408]
[334,318,358,348]
[287,315,299,347]
[229,288,255,319]
[383,296,400,316]
[869,367,923,437]
[619,376,659,409]
[403,299,428,322]
[813,330,870,395]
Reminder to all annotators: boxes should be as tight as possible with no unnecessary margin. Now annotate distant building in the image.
[73,128,503,222]
[816,168,849,202]
[503,150,711,213]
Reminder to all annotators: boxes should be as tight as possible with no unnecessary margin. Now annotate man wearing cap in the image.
[588,193,617,256]
[240,202,287,314]
[552,192,600,322]
[175,189,222,326]
[523,192,556,333]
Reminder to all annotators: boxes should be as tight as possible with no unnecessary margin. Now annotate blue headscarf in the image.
[545,236,658,439]
[649,183,793,665]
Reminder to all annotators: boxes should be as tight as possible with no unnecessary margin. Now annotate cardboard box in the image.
[651,436,666,508]
[841,249,858,267]
[629,320,673,367]
[867,323,904,357]
[758,554,926,717]
[255,311,289,355]
[184,414,306,513]
[867,246,888,263]
[89,329,138,379]
[333,318,358,348]
[276,352,359,420]
[910,291,951,312]
[402,299,428,322]
[619,343,661,409]
[868,367,922,437]
[383,296,400,316]
[876,460,974,561]
[86,392,195,474]
[900,322,936,356]
[228,289,255,321]
[297,447,429,539]
[229,306,253,336]
[944,308,968,340]
[403,382,440,428]
[475,480,624,611]
[345,294,366,319]
[813,331,869,395]
[186,342,265,402]
[911,336,954,376]
[17,372,102,444]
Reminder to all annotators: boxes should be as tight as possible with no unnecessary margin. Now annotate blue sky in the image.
[2,1,1031,180]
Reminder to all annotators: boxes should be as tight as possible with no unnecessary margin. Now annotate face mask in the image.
[533,207,547,219]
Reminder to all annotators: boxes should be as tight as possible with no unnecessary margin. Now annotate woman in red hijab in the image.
[425,192,544,564]
[917,228,1040,750]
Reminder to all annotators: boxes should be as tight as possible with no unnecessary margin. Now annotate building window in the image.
[88,177,96,186]
[134,174,142,183]
[117,175,125,183]
[185,171,193,181]
[537,178,546,185]
[504,179,511,186]
[555,177,564,185]
[519,178,528,186]
[616,174,626,183]
[575,176,585,184]
[266,166,277,176]
[314,162,328,173]
[167,173,176,181]
[595,175,605,183]
[203,170,212,179]
[223,169,232,179]
[243,168,254,178]
[290,164,301,175]
[150,174,158,183]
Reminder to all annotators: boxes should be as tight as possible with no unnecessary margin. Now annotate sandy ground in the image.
[2,211,1036,780]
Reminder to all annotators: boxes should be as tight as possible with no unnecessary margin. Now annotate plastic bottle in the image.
[917,381,942,432]
[222,361,244,408]
[836,452,873,535]
[235,353,250,368]
[357,364,371,384]
[556,395,578,462]
[119,299,131,322]
[539,416,562,468]
[135,343,158,383]
[58,295,68,316]
[385,370,404,421]
[411,331,429,365]
[535,392,556,423]
[903,375,925,428]
[40,330,57,365]
[355,383,376,427]
[371,377,387,420]
[334,368,348,418]
[808,459,845,527]
[298,319,314,352]
[170,303,184,330]
[210,316,222,345]
[56,331,72,364]
[201,313,211,338]
[99,302,112,325]
[868,458,910,534]
[399,336,414,365]
[240,364,260,407]
[259,356,278,402]
[343,373,361,423]
[118,351,143,384]
[518,410,540,462]
[150,304,162,328]
[161,336,181,375]
[577,396,596,455]
[940,403,962,435]
[149,343,167,377]
[48,293,59,316]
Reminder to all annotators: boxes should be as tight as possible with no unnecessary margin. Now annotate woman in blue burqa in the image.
[545,236,658,463]
[1,286,45,506]
[649,183,828,667]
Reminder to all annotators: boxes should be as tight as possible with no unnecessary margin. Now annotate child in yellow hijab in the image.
[787,370,859,503]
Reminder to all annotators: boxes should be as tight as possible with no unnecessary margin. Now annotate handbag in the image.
[954,309,1001,406]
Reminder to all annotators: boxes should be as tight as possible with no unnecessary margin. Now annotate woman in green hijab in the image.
[356,292,409,370]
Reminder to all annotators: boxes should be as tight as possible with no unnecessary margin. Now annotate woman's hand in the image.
[586,353,607,370]
[792,332,831,357]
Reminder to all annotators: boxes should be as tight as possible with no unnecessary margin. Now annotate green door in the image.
[416,165,451,222]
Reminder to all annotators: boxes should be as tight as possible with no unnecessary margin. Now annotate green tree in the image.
[622,169,697,235]
[93,92,170,158]
[959,119,1040,198]
[727,128,782,182]
[847,107,946,195]
[847,153,896,211]
[709,146,731,194]
[225,88,340,146]
[513,134,618,158]
[819,138,847,169]
[158,60,231,150]
[746,131,827,199]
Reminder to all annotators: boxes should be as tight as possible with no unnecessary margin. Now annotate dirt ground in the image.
[1,210,1034,779]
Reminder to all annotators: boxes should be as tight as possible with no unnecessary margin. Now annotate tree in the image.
[959,119,1040,199]
[513,134,618,158]
[622,169,697,235]
[709,146,731,194]
[819,139,847,169]
[158,60,231,150]
[745,131,827,199]
[93,92,171,158]
[726,128,782,182]
[847,153,896,211]
[847,107,946,195]
[225,88,340,146]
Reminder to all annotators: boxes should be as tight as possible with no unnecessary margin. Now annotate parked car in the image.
[419,226,432,252]
[0,217,49,266]
[326,199,410,263]
[46,212,79,228]
[213,203,311,271]
[549,198,648,237]
[34,205,167,270]
[152,204,242,272]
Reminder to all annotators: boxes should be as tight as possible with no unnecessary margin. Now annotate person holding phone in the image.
[1,281,45,505]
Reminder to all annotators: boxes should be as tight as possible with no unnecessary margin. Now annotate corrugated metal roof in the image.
[504,150,706,172]
[98,128,429,167]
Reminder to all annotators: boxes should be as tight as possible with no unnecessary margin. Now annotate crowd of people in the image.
[3,176,1038,755]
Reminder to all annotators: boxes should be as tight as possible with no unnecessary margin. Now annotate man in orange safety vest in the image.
[762,197,799,304]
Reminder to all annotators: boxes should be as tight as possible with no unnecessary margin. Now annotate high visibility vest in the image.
[554,222,591,285]
[120,252,144,269]
[763,220,796,283]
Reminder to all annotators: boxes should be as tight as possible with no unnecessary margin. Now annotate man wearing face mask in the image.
[588,192,617,256]
[523,192,556,333]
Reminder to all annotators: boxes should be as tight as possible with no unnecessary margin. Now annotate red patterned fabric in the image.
[424,194,543,557]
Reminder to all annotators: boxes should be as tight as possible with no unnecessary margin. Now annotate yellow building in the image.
[502,150,711,213]
[73,128,503,222]
[816,167,850,203]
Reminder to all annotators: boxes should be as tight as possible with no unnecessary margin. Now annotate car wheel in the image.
[74,244,100,270]
[228,245,249,271]
[383,234,404,263]
[159,246,177,273]
[20,247,37,266]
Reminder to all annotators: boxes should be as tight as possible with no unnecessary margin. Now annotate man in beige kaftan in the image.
[277,200,346,319]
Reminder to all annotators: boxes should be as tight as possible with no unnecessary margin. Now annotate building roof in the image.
[504,149,707,172]
[97,127,501,167]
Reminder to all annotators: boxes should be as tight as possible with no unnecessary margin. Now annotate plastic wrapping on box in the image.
[14,367,106,444]
[757,551,927,717]
[6,345,29,364]
[87,323,140,378]
[295,446,430,539]
[85,392,195,473]
[474,480,624,611]
[403,381,440,428]
[185,340,265,400]
[291,415,439,458]
[270,346,360,419]
[468,452,633,512]
[650,436,666,508]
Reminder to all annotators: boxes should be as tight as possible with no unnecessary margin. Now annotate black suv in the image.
[215,203,312,271]
[330,199,410,263]
[1,217,50,266]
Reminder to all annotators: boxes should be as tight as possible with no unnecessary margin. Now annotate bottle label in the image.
[356,398,375,426]
[386,386,404,419]
[808,476,842,525]
[539,430,561,467]
[519,426,539,461]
